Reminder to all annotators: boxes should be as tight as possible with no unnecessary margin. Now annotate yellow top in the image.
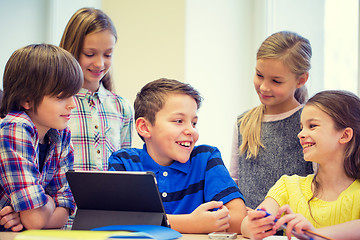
[266,174,360,228]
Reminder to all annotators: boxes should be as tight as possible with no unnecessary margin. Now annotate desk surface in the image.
[0,232,248,240]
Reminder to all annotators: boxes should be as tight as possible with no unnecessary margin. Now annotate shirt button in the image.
[162,192,167,198]
[163,171,168,177]
[97,150,100,154]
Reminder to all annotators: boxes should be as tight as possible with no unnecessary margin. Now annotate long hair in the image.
[59,7,117,91]
[0,44,83,117]
[239,31,312,159]
[305,90,360,223]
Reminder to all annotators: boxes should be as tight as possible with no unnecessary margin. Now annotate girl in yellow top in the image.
[241,90,360,240]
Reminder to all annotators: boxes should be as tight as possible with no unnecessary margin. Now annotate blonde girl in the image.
[230,31,314,209]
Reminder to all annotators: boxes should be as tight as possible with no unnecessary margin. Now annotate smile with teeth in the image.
[302,143,315,149]
[177,141,191,147]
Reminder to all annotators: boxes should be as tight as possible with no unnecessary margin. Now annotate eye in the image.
[83,53,94,57]
[174,119,183,124]
[192,122,197,127]
[256,73,264,78]
[105,53,113,58]
[272,79,282,84]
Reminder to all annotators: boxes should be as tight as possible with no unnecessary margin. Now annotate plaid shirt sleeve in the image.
[118,96,133,149]
[44,127,76,215]
[0,121,48,212]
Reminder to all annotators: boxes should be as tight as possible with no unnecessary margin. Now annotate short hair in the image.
[134,78,203,125]
[0,44,83,117]
[59,7,117,91]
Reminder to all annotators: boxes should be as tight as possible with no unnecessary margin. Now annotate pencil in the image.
[303,229,333,240]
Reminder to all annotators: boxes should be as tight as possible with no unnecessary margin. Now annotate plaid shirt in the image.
[69,84,133,171]
[0,111,76,222]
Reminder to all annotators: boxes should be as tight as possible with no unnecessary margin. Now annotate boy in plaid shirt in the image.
[0,44,83,231]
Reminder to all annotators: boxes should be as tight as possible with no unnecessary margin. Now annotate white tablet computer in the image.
[66,170,170,230]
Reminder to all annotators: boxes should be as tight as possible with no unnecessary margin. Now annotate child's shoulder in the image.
[99,86,132,112]
[1,111,33,127]
[276,174,314,187]
[111,147,143,159]
[192,144,218,154]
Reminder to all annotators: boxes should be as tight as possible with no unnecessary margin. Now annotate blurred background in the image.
[0,0,358,167]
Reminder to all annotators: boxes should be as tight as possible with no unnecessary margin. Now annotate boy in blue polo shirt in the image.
[108,78,247,234]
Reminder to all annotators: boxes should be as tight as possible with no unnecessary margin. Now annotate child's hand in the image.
[273,204,315,240]
[0,206,23,232]
[246,208,277,239]
[189,201,231,233]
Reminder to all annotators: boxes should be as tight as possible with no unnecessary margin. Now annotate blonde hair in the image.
[59,8,117,91]
[239,31,312,159]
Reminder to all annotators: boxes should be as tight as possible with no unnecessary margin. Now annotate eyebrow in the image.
[171,112,198,119]
[255,68,282,79]
[82,47,114,51]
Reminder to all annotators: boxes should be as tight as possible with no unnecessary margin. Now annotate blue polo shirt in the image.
[108,144,244,214]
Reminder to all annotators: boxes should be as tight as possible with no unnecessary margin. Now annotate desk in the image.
[0,232,248,240]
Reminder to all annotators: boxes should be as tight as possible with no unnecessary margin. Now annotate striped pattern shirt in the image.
[0,111,76,230]
[108,144,244,214]
[69,85,133,171]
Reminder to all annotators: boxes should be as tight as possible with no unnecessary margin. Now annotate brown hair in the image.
[0,44,83,117]
[239,31,312,159]
[134,78,202,141]
[306,90,360,223]
[59,7,117,91]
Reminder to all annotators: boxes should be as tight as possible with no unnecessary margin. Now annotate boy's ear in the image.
[296,72,309,88]
[21,100,33,110]
[339,127,353,144]
[136,117,152,139]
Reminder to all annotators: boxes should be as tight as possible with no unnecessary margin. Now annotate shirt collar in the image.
[141,144,191,174]
[46,128,61,144]
[77,83,108,103]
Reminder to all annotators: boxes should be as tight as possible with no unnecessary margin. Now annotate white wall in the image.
[185,0,260,167]
[0,0,101,85]
[0,0,354,169]
[266,0,325,98]
[0,0,46,82]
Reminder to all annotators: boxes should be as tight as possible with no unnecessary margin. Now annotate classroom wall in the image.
[102,0,186,150]
[0,0,335,168]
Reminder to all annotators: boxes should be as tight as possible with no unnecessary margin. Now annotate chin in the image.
[176,157,190,164]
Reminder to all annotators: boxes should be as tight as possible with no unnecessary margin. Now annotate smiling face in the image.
[24,95,76,142]
[144,93,199,166]
[78,29,116,92]
[254,58,306,114]
[298,105,346,164]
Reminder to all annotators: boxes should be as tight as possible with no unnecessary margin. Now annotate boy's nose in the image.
[184,124,194,135]
[68,97,76,109]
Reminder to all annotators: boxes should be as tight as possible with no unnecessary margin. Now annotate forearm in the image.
[19,195,56,229]
[316,220,360,240]
[44,207,69,229]
[167,214,195,234]
[226,199,247,234]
